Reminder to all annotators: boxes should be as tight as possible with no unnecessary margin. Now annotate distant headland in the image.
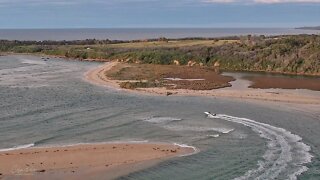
[296,26,320,30]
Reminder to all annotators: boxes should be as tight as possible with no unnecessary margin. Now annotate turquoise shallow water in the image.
[0,55,319,179]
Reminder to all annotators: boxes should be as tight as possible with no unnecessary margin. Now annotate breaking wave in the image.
[163,125,234,134]
[207,113,312,180]
[0,143,35,152]
[173,143,199,157]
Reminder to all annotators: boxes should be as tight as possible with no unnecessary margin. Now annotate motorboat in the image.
[204,112,216,116]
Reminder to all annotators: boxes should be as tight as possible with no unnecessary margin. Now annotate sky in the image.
[0,0,319,28]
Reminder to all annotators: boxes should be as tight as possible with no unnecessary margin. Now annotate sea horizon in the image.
[0,27,319,41]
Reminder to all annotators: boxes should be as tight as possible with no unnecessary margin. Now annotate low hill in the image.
[297,26,320,30]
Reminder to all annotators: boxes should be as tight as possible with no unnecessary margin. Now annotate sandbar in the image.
[0,143,194,179]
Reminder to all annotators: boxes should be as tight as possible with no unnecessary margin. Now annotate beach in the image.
[85,61,320,105]
[0,143,194,179]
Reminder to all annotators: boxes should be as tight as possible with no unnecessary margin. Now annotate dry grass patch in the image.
[106,63,234,90]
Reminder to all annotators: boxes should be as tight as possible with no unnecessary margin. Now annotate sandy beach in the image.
[0,143,194,179]
[85,61,320,105]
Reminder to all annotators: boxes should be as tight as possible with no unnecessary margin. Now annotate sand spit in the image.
[85,62,320,105]
[0,143,194,179]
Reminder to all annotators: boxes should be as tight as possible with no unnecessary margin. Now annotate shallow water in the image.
[0,55,319,179]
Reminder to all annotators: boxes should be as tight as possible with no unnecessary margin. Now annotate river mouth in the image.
[0,55,319,179]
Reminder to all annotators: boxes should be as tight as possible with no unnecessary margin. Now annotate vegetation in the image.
[119,81,161,89]
[106,63,234,90]
[1,35,319,75]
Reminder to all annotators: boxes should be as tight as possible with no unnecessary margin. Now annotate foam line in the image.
[173,143,200,157]
[0,143,35,152]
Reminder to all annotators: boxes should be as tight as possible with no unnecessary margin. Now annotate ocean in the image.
[0,28,319,41]
[0,55,319,179]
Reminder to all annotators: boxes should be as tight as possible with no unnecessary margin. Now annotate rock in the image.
[173,60,180,65]
[187,61,196,66]
[166,92,173,96]
[37,169,46,173]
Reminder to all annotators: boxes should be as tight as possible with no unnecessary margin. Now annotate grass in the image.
[94,40,238,49]
[106,63,234,90]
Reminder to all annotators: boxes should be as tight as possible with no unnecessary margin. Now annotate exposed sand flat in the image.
[84,61,121,89]
[85,62,320,105]
[0,143,194,179]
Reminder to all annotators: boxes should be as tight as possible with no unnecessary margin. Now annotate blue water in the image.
[0,28,319,41]
[0,55,319,179]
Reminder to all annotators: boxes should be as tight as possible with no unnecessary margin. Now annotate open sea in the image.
[0,28,319,41]
[0,55,320,179]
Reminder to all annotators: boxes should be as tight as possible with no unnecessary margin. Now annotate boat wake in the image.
[207,113,312,180]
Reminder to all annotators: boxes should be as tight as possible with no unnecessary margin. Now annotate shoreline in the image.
[85,61,320,105]
[3,53,320,77]
[0,142,195,179]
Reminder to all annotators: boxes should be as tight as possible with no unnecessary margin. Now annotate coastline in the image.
[0,142,195,179]
[85,61,320,105]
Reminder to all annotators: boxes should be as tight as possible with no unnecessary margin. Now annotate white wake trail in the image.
[207,113,312,180]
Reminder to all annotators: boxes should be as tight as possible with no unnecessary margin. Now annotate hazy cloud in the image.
[0,0,320,7]
[203,0,320,3]
[254,0,320,3]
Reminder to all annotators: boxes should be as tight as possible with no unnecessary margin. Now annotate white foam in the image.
[0,143,35,152]
[173,143,200,157]
[144,116,182,123]
[207,134,220,138]
[207,113,313,180]
[222,128,234,134]
[21,59,46,65]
